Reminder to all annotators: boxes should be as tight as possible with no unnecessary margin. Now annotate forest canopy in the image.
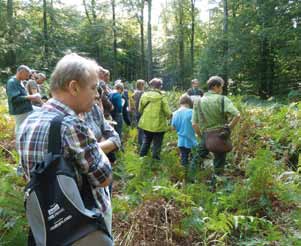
[0,0,300,98]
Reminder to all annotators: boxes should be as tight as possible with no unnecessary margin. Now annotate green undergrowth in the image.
[112,95,301,245]
[0,91,301,245]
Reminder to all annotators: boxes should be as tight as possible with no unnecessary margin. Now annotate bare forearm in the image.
[192,123,201,137]
[229,114,240,129]
[98,140,117,154]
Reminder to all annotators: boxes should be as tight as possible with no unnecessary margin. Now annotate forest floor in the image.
[0,90,301,245]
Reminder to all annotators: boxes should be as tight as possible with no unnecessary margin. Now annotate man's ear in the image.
[68,80,80,96]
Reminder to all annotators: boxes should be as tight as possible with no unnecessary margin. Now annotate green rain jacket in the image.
[138,89,171,132]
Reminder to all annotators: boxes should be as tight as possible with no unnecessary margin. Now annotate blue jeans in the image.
[139,130,165,160]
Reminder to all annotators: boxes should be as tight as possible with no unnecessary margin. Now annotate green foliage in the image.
[1,90,301,244]
[0,163,27,246]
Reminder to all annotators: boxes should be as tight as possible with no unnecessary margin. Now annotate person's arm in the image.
[228,114,240,130]
[64,121,112,188]
[98,141,116,154]
[192,124,201,137]
[162,96,172,119]
[99,113,121,152]
[138,95,145,114]
[224,97,240,130]
[6,81,32,104]
[192,99,202,137]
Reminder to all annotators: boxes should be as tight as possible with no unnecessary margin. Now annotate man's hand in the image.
[27,94,41,102]
[192,123,201,137]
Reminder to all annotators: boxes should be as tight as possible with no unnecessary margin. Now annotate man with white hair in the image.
[17,54,113,245]
[6,65,41,132]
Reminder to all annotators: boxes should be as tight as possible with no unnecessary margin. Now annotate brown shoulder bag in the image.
[200,96,233,153]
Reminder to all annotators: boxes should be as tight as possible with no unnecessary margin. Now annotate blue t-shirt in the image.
[172,107,197,148]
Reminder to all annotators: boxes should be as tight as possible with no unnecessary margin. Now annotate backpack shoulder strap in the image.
[48,115,64,154]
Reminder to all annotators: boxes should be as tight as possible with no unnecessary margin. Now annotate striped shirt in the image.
[16,98,112,213]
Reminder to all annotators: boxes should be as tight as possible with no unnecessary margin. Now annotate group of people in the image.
[5,52,240,245]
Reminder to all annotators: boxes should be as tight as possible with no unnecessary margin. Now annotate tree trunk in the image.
[112,0,117,79]
[6,0,16,68]
[139,0,145,79]
[178,1,185,88]
[147,0,153,81]
[190,0,195,76]
[91,0,100,63]
[222,0,228,95]
[83,0,92,24]
[43,0,49,67]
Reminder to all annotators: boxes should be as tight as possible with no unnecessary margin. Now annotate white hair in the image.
[50,53,99,91]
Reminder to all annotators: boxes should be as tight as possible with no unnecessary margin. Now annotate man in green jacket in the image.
[192,76,240,177]
[6,65,41,133]
[139,78,171,160]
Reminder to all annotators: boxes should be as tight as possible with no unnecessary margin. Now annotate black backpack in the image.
[24,115,112,245]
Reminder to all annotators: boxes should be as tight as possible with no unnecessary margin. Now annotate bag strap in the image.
[221,96,227,124]
[48,115,64,154]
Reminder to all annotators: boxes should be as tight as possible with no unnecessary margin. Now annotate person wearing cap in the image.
[192,76,240,181]
[187,79,204,103]
[138,78,172,160]
[6,65,41,133]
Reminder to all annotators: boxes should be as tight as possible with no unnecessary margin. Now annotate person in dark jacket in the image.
[187,79,204,103]
[6,65,41,133]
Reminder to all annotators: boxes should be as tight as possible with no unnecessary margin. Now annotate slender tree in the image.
[112,0,117,78]
[222,0,228,95]
[6,0,16,68]
[178,0,185,87]
[190,0,196,74]
[43,0,49,66]
[146,0,152,80]
[139,0,145,78]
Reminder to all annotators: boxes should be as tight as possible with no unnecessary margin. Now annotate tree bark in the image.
[146,0,153,80]
[112,0,117,79]
[190,0,195,75]
[43,0,49,66]
[178,0,185,88]
[139,0,145,79]
[6,0,16,68]
[222,0,228,95]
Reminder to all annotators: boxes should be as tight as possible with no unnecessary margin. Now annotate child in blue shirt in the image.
[172,94,198,166]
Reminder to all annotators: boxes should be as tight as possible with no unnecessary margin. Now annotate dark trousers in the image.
[179,147,191,166]
[140,130,165,160]
[191,134,226,175]
[113,113,123,141]
[137,127,144,146]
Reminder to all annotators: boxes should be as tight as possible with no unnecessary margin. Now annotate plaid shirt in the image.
[16,98,112,213]
[84,104,121,148]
